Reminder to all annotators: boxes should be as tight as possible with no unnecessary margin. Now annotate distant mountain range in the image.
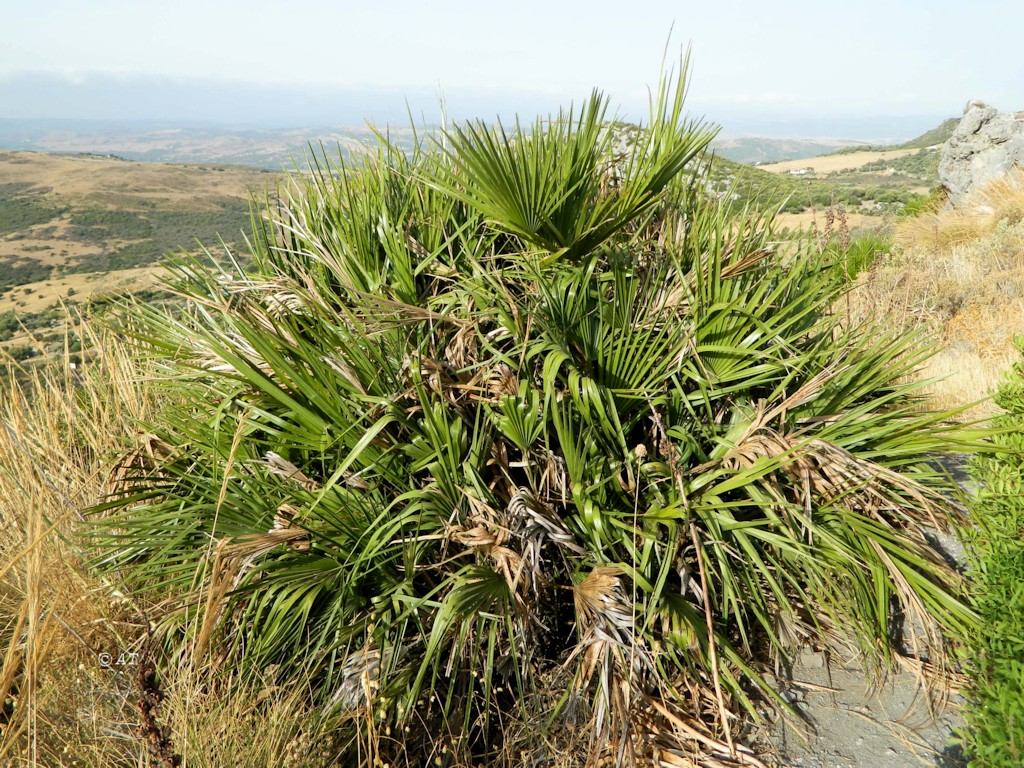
[0,72,955,167]
[0,115,957,170]
[0,118,392,169]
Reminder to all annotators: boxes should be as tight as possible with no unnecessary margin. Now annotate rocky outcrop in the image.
[939,101,1024,206]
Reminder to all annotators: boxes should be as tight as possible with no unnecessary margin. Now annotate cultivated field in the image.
[756,147,923,174]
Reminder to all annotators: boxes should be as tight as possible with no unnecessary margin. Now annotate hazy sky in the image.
[2,0,1021,126]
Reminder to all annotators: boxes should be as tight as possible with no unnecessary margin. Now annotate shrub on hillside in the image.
[89,68,981,767]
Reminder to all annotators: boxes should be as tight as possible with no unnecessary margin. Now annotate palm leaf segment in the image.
[92,63,980,766]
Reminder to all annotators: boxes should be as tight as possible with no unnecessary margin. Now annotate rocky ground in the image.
[761,454,974,768]
[764,652,965,768]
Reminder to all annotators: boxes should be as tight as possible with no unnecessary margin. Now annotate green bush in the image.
[898,188,947,218]
[0,194,64,235]
[0,256,53,291]
[5,345,36,362]
[962,341,1024,766]
[857,149,939,180]
[0,312,18,342]
[90,69,980,766]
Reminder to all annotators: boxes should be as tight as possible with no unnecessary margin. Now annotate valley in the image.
[0,151,277,353]
[0,118,955,360]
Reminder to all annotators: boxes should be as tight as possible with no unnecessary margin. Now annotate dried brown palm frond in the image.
[487,362,520,399]
[260,452,319,490]
[445,517,508,550]
[441,492,536,603]
[536,449,570,505]
[402,354,465,405]
[573,567,634,635]
[214,274,310,319]
[221,525,311,565]
[506,486,581,600]
[326,641,381,713]
[190,331,277,380]
[799,440,946,520]
[569,567,660,764]
[259,287,307,319]
[105,431,180,499]
[443,313,480,370]
[720,376,953,530]
[642,697,771,768]
[320,354,368,395]
[509,486,586,557]
[347,290,472,332]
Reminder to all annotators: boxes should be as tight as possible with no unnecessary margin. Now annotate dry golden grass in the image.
[0,321,154,764]
[847,172,1024,420]
[775,208,874,233]
[895,168,1024,253]
[0,317,339,767]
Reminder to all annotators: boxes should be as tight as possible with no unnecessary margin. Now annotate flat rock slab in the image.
[766,656,965,768]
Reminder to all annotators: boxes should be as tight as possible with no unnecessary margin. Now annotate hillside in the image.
[828,117,958,154]
[0,114,959,356]
[711,122,955,229]
[710,135,864,164]
[0,119,418,169]
[703,152,936,236]
[0,151,278,354]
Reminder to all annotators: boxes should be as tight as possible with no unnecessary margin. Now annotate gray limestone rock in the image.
[939,101,1024,206]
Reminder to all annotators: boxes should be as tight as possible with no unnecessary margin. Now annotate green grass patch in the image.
[853,148,940,180]
[0,256,55,290]
[823,233,892,281]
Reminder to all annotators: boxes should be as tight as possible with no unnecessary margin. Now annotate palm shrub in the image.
[91,67,981,767]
